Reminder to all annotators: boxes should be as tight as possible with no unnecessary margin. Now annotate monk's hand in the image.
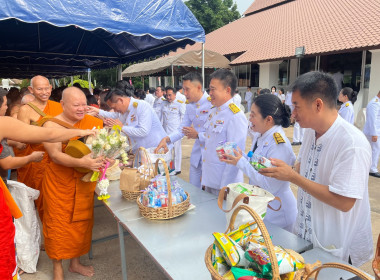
[372,136,378,142]
[29,151,45,162]
[220,148,243,166]
[15,142,27,150]
[104,118,123,128]
[155,137,169,153]
[81,154,105,171]
[182,126,198,139]
[258,158,296,181]
[87,106,99,116]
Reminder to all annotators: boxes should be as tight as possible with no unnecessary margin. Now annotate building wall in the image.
[258,61,280,89]
[368,49,380,101]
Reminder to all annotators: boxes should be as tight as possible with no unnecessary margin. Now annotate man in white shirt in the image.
[260,71,373,267]
[153,86,165,123]
[232,89,242,108]
[144,87,155,107]
[162,86,186,175]
[175,86,187,103]
[244,86,253,112]
[363,90,380,178]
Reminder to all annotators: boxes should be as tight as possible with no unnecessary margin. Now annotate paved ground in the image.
[22,125,379,280]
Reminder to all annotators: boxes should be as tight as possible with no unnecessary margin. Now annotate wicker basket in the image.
[305,263,372,280]
[373,234,380,280]
[121,147,154,201]
[136,158,190,220]
[205,204,282,280]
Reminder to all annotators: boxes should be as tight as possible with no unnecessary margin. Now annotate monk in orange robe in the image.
[17,75,63,221]
[0,116,96,280]
[42,87,104,280]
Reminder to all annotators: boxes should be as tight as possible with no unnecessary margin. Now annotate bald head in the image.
[28,75,52,103]
[61,87,88,122]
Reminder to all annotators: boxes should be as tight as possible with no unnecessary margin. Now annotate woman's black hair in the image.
[253,94,291,128]
[341,87,358,105]
[86,94,98,106]
[115,80,134,97]
[271,86,277,92]
[279,88,285,95]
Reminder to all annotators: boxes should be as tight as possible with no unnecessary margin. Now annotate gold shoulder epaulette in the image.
[133,102,138,108]
[229,103,240,114]
[162,97,166,101]
[376,98,379,102]
[185,100,189,104]
[345,103,349,107]
[177,100,184,104]
[273,132,285,144]
[207,96,211,102]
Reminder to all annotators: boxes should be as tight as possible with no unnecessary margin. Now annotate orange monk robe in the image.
[42,115,103,260]
[17,100,63,221]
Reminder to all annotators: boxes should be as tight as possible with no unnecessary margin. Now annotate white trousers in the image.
[189,162,202,188]
[173,139,182,172]
[367,135,380,173]
[293,122,305,143]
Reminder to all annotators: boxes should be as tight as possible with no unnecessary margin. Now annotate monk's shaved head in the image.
[30,75,50,88]
[62,86,86,103]
[61,87,88,122]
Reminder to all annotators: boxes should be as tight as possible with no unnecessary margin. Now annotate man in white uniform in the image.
[363,90,380,178]
[156,72,212,187]
[232,89,242,108]
[153,86,165,123]
[244,86,253,113]
[144,87,155,107]
[202,69,248,195]
[162,86,186,175]
[87,86,167,152]
[260,71,373,267]
[175,86,187,103]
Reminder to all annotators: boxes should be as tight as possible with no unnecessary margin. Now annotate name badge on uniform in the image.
[130,114,136,122]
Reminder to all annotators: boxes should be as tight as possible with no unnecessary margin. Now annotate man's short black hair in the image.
[104,88,130,103]
[183,72,203,85]
[210,69,237,95]
[165,86,175,93]
[291,71,338,109]
[149,87,155,94]
[175,86,182,92]
[259,88,271,95]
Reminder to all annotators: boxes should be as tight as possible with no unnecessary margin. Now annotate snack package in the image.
[249,154,273,171]
[213,232,250,267]
[216,141,238,160]
[245,239,305,277]
[231,267,270,280]
[212,242,229,276]
[232,184,254,196]
[228,221,262,247]
[222,270,235,280]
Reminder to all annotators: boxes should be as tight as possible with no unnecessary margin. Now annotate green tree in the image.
[185,0,240,34]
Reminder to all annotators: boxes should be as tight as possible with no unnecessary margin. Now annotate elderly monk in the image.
[42,87,103,280]
[17,75,63,221]
[0,116,95,280]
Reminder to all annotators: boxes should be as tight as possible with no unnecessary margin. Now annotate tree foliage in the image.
[185,0,240,34]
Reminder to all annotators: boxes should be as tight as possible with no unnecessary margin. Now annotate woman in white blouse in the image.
[338,87,357,124]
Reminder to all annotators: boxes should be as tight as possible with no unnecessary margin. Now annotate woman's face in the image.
[338,90,348,103]
[249,103,272,134]
[271,87,276,93]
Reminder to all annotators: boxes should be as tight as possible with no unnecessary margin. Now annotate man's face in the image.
[183,80,201,103]
[29,77,52,102]
[166,90,176,103]
[209,78,231,107]
[155,87,163,98]
[292,90,313,128]
[0,96,8,116]
[106,97,129,114]
[62,93,87,122]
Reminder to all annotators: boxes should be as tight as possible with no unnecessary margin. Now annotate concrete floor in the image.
[22,125,379,280]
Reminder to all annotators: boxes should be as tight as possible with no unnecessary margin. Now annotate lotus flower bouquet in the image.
[90,125,129,201]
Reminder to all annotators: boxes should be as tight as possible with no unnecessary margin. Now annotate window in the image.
[278,60,290,86]
[364,50,371,88]
[250,64,259,87]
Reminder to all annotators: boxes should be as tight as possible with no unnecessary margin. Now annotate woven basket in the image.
[121,147,154,201]
[374,234,380,280]
[205,205,281,280]
[136,158,190,220]
[305,263,372,280]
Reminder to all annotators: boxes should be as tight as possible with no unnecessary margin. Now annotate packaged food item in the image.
[216,145,227,160]
[222,270,235,280]
[245,239,305,277]
[249,154,273,171]
[216,141,238,160]
[232,184,254,196]
[213,232,250,267]
[231,267,270,280]
[228,221,261,247]
[212,242,229,276]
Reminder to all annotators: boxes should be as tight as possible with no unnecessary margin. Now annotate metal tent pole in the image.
[117,64,123,81]
[88,68,92,92]
[171,64,174,87]
[201,43,205,90]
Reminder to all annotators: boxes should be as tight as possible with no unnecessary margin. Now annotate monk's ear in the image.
[60,100,64,107]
